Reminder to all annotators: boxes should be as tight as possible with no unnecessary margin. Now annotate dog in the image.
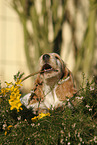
[21,53,77,114]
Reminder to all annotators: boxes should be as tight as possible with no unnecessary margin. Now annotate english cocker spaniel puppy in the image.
[21,53,77,114]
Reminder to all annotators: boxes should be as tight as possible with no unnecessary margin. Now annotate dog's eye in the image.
[55,56,59,59]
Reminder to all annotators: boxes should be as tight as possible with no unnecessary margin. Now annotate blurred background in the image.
[0,0,97,92]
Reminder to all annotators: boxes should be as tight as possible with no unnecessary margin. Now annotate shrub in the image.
[0,72,97,144]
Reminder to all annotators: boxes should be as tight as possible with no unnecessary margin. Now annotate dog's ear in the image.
[63,65,75,85]
[34,74,43,86]
[60,60,71,79]
[56,65,77,100]
[61,60,66,75]
[28,74,44,105]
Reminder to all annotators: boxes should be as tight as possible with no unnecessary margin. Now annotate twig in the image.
[21,70,42,82]
[22,69,58,82]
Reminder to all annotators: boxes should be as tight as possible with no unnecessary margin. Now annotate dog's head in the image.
[38,53,65,84]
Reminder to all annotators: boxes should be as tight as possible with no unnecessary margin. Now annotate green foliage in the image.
[0,76,97,144]
[14,72,24,81]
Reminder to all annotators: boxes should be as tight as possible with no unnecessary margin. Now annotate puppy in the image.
[21,53,77,114]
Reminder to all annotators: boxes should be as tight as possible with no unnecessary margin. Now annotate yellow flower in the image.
[9,97,22,111]
[38,112,50,119]
[15,79,22,86]
[31,116,38,122]
[31,112,50,122]
[5,82,13,86]
[9,98,21,104]
[10,92,21,100]
[0,88,8,96]
[10,102,22,111]
[1,78,23,112]
[4,131,7,136]
[5,125,13,135]
[20,107,23,110]
[8,85,22,112]
[7,80,23,112]
[10,85,19,92]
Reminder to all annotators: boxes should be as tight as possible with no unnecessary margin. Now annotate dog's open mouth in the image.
[40,63,59,74]
[41,64,53,72]
[40,64,59,74]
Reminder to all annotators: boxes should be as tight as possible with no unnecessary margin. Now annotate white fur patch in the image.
[20,93,31,106]
[43,84,62,109]
[21,83,63,110]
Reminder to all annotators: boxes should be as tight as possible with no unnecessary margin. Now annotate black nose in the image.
[43,54,50,62]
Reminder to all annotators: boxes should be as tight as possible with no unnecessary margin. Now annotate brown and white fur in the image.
[21,53,77,114]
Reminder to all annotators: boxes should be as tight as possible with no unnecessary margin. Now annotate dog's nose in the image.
[43,54,50,62]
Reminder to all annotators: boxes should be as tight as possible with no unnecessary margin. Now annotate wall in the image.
[0,0,32,91]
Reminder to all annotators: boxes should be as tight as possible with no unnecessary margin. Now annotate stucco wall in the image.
[0,0,32,91]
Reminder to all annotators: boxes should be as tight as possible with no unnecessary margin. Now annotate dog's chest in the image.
[43,83,62,109]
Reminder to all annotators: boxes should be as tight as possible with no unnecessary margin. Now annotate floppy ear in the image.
[34,74,43,86]
[28,74,44,105]
[56,65,77,101]
[60,60,70,79]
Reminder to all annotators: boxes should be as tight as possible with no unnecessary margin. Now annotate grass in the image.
[0,73,97,145]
